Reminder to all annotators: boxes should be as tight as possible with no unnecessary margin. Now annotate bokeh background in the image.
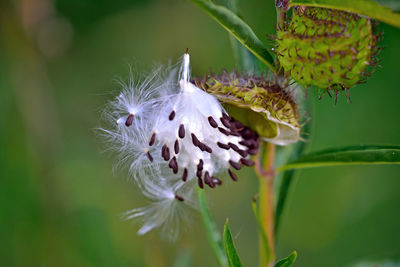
[1,0,399,266]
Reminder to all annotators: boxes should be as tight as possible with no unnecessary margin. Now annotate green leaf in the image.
[190,0,276,72]
[197,188,229,267]
[251,198,272,263]
[274,251,297,267]
[223,220,242,267]
[289,0,400,28]
[277,145,400,172]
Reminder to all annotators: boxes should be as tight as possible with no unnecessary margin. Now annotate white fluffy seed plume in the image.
[101,53,259,240]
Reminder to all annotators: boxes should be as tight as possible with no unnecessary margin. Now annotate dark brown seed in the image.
[239,140,253,147]
[218,127,230,136]
[169,110,176,121]
[191,133,200,146]
[229,160,241,170]
[197,177,204,189]
[182,168,188,182]
[247,148,259,155]
[125,114,134,127]
[146,151,153,162]
[240,158,255,166]
[162,144,170,161]
[208,116,218,128]
[169,157,178,174]
[178,124,185,138]
[199,143,212,153]
[229,131,241,137]
[175,195,184,201]
[196,169,202,179]
[228,142,239,152]
[149,133,156,146]
[217,142,230,150]
[222,112,230,120]
[228,169,238,181]
[198,143,206,151]
[197,159,203,171]
[220,117,231,128]
[237,149,248,158]
[204,171,210,182]
[204,145,212,153]
[212,177,222,186]
[174,139,179,154]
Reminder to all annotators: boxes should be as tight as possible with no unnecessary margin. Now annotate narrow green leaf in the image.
[223,220,242,267]
[190,0,276,72]
[274,251,297,267]
[251,198,272,263]
[197,188,229,267]
[277,145,400,172]
[289,0,400,28]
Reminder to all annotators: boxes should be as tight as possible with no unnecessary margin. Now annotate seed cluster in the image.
[127,108,260,198]
[274,7,381,98]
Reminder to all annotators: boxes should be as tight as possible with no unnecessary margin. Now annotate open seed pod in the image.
[193,72,301,146]
[274,6,380,96]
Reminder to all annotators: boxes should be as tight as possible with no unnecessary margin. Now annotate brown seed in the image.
[247,148,259,155]
[197,159,204,171]
[174,139,179,154]
[240,158,255,166]
[169,157,178,174]
[196,169,202,179]
[229,131,241,137]
[178,124,185,139]
[197,177,204,189]
[229,160,241,170]
[182,168,188,182]
[146,151,153,162]
[222,112,230,120]
[228,169,238,181]
[149,133,156,146]
[125,114,134,127]
[212,177,222,186]
[208,116,218,128]
[217,142,230,150]
[237,149,248,158]
[204,171,210,183]
[175,195,184,202]
[162,144,170,161]
[169,110,176,121]
[218,127,230,136]
[198,143,206,151]
[220,117,231,128]
[228,142,239,152]
[204,145,212,153]
[191,133,200,147]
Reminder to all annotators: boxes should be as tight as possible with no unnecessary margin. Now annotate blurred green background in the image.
[0,0,399,266]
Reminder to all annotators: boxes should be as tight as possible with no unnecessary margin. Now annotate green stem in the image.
[257,143,276,267]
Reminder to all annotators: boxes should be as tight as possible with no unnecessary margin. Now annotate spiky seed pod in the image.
[193,72,301,146]
[274,6,380,96]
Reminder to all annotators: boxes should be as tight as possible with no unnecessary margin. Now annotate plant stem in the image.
[258,142,276,267]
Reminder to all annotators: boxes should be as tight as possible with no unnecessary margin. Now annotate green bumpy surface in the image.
[275,7,376,91]
[194,73,301,145]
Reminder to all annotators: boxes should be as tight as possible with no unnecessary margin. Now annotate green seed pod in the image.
[274,7,380,96]
[193,72,301,145]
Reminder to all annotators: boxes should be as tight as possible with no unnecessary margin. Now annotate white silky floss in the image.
[103,53,259,240]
